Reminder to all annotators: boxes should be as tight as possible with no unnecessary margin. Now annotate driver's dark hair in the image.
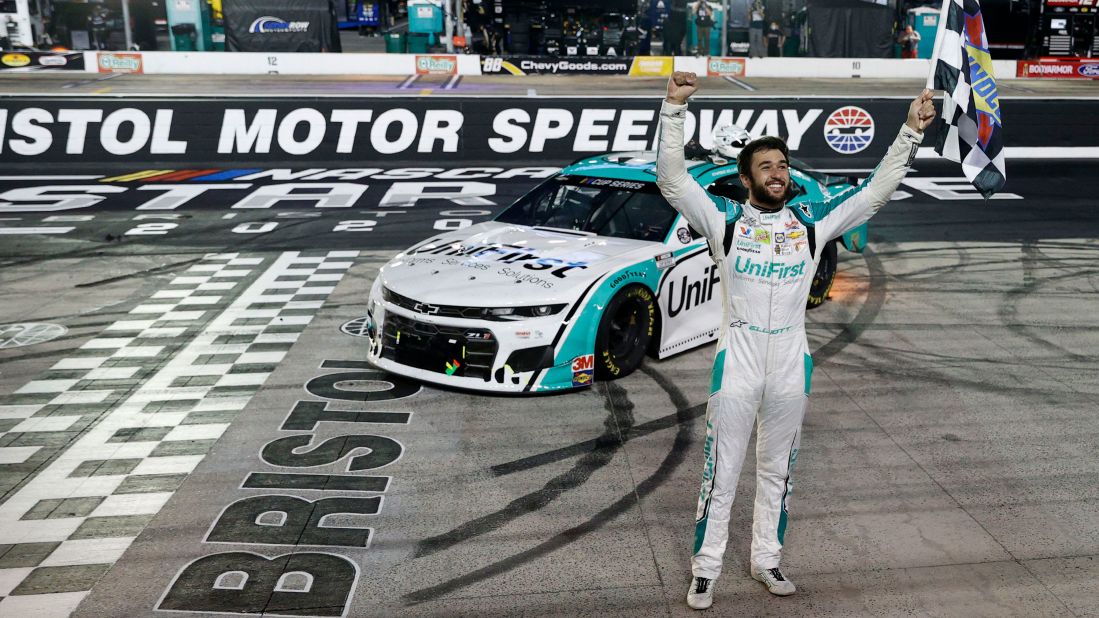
[737,136,789,177]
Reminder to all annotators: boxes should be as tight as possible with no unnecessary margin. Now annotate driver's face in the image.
[740,148,790,209]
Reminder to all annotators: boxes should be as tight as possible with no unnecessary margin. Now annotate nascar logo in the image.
[823,106,874,154]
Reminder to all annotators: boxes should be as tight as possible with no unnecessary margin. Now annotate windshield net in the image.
[495,176,679,242]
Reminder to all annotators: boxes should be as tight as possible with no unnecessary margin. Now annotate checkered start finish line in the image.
[0,250,357,616]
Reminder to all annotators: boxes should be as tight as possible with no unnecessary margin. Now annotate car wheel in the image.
[595,284,655,380]
[806,240,838,310]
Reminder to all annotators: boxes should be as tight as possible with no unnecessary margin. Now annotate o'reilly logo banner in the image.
[0,97,1074,164]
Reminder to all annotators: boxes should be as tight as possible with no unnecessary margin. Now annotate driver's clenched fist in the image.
[667,71,699,105]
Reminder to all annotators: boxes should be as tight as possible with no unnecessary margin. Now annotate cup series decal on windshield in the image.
[572,354,595,387]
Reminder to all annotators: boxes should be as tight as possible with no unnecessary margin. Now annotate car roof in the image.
[561,150,831,189]
[561,151,728,183]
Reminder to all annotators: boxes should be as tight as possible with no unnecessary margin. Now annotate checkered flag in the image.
[926,0,1006,198]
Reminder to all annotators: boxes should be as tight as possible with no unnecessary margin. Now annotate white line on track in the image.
[0,175,104,180]
[60,72,124,90]
[397,74,421,89]
[0,227,76,234]
[723,75,757,91]
[916,146,1099,159]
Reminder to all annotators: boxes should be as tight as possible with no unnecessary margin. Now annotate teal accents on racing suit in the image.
[803,354,813,396]
[776,437,800,546]
[710,349,727,396]
[694,419,717,554]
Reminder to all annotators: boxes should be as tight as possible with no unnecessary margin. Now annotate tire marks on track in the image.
[812,246,887,365]
[404,369,705,604]
[413,381,637,559]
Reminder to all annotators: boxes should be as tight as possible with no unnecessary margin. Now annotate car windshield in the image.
[495,176,678,242]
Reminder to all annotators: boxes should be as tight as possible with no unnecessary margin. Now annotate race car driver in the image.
[656,71,936,610]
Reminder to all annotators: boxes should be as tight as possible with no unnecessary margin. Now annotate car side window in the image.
[591,192,677,242]
[708,176,749,203]
[708,175,807,203]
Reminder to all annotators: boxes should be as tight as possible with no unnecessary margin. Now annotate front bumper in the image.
[363,298,582,394]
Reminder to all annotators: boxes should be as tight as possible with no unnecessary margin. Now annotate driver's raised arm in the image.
[656,72,732,250]
[811,89,936,242]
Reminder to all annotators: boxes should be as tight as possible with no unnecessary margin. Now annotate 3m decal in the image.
[571,354,595,387]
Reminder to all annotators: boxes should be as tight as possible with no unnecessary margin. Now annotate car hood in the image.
[380,222,655,306]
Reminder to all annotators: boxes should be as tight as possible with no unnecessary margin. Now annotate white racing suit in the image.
[656,100,923,578]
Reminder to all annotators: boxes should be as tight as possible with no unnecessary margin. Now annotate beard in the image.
[747,175,787,210]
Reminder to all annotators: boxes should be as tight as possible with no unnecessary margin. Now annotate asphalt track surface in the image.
[1,77,1099,617]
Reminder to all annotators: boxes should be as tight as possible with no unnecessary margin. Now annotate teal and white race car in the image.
[365,148,867,393]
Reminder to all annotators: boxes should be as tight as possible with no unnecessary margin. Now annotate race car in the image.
[364,145,868,393]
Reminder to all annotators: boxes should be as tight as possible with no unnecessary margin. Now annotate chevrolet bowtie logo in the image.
[413,302,440,314]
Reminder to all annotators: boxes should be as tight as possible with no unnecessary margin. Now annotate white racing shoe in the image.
[686,576,715,610]
[752,567,796,596]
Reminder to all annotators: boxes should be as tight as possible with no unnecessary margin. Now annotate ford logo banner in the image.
[1077,63,1099,78]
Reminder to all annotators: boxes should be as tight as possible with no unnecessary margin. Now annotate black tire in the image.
[595,285,656,380]
[806,240,838,310]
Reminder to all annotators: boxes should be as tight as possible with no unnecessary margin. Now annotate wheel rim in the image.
[607,298,645,359]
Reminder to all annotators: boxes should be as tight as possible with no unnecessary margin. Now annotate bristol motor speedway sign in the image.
[0,97,919,164]
[0,97,1086,165]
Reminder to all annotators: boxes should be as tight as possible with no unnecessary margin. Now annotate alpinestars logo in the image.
[249,16,309,33]
[824,106,874,154]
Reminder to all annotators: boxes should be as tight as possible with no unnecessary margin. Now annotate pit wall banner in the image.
[0,52,86,71]
[87,51,479,76]
[0,97,1086,166]
[64,51,1031,79]
[479,56,633,75]
[706,57,746,77]
[629,56,674,77]
[97,52,144,74]
[1017,58,1099,79]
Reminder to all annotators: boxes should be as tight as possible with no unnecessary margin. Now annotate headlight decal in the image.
[521,277,603,393]
[383,287,566,321]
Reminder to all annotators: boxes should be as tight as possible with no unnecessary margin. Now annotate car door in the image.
[654,212,721,358]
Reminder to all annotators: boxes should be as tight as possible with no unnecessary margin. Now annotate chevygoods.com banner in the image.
[0,97,1087,165]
